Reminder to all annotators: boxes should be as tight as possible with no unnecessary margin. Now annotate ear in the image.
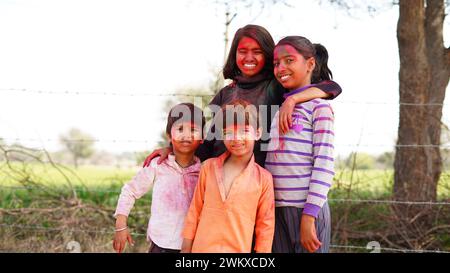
[166,133,172,143]
[255,127,262,141]
[307,57,315,73]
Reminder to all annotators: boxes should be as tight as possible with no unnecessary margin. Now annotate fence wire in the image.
[1,184,449,205]
[1,137,450,149]
[1,87,450,106]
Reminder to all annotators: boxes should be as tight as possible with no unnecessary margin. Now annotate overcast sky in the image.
[0,0,449,157]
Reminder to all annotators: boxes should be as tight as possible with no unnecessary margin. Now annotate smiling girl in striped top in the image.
[265,36,335,253]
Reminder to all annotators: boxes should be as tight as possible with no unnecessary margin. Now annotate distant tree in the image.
[344,152,376,170]
[0,138,5,161]
[59,128,95,168]
[376,151,395,169]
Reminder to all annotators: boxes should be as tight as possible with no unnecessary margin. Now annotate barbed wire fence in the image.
[1,87,450,105]
[1,88,449,253]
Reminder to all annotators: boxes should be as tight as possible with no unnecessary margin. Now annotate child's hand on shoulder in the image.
[279,96,296,135]
[300,214,322,253]
[143,146,172,167]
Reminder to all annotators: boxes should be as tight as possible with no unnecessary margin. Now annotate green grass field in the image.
[1,162,449,201]
[1,162,449,253]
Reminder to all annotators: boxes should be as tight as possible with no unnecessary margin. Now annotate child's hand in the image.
[113,215,134,253]
[142,146,172,167]
[300,214,322,253]
[279,97,296,135]
[113,229,134,253]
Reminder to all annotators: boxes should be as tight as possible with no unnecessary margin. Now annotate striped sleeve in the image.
[303,103,335,218]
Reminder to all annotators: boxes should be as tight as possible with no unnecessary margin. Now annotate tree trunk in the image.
[425,0,450,199]
[394,0,449,205]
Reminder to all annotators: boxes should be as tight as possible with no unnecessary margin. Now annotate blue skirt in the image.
[272,202,331,253]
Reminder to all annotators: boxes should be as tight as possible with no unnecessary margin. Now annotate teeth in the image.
[244,63,256,68]
[280,75,290,81]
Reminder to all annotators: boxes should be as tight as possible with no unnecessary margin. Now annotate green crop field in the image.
[1,162,449,200]
[1,162,449,253]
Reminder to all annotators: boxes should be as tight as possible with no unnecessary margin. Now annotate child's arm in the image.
[181,165,207,251]
[279,80,342,134]
[114,164,156,218]
[301,103,335,253]
[113,162,156,253]
[254,173,275,253]
[304,103,334,217]
[288,80,342,102]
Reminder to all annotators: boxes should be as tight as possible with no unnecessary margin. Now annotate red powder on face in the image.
[236,37,265,77]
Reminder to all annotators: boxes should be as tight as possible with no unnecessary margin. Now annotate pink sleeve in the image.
[114,164,156,217]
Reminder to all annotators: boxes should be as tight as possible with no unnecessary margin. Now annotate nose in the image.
[178,128,193,140]
[278,62,286,71]
[233,131,246,141]
[244,52,255,61]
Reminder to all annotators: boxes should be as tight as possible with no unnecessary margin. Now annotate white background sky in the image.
[0,0,449,157]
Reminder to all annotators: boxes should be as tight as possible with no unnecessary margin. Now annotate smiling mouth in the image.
[243,63,257,69]
[231,144,245,149]
[279,74,291,82]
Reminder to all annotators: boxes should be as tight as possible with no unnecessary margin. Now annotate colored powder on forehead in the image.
[274,45,300,59]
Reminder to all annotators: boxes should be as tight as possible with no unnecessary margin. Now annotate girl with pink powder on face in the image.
[113,103,205,253]
[267,36,335,253]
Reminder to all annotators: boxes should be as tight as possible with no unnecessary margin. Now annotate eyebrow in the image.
[223,126,251,131]
[237,46,262,51]
[174,122,199,128]
[274,54,295,61]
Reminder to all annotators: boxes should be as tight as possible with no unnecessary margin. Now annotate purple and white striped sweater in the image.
[265,98,335,218]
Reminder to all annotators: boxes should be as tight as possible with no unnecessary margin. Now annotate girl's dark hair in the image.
[223,24,275,80]
[276,36,333,84]
[166,103,205,137]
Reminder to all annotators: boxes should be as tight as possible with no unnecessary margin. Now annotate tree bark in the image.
[394,0,449,204]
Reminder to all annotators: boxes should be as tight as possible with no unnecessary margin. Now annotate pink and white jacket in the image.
[114,154,201,250]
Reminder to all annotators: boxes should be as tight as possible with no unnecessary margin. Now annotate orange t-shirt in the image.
[182,152,275,253]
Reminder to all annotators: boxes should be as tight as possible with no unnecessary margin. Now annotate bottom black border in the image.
[1,253,444,273]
